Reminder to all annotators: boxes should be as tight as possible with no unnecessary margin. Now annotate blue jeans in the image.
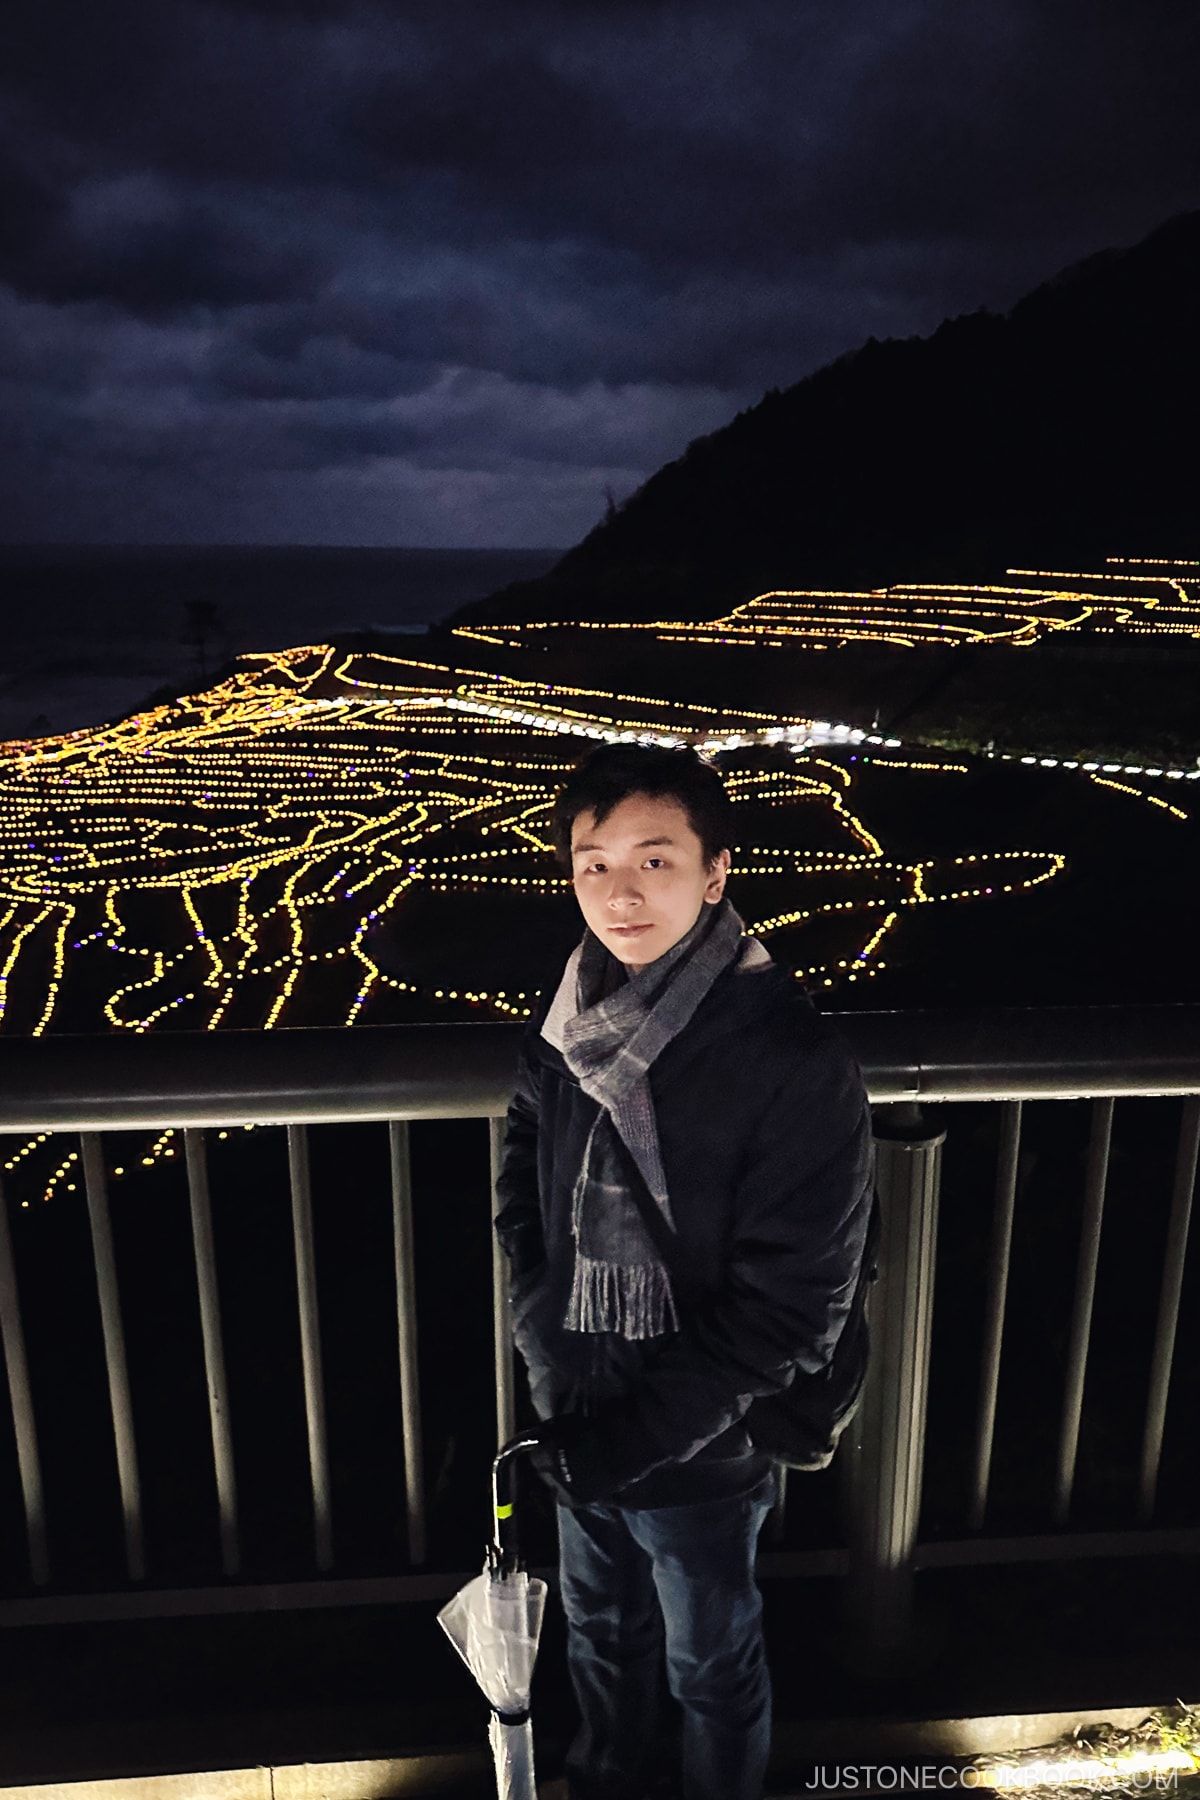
[556,1475,775,1800]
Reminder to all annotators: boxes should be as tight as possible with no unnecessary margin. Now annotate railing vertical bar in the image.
[1053,1097,1113,1526]
[287,1124,332,1571]
[1137,1094,1200,1524]
[0,1164,49,1585]
[79,1132,145,1581]
[968,1099,1023,1532]
[489,1117,516,1449]
[183,1130,240,1576]
[389,1121,427,1566]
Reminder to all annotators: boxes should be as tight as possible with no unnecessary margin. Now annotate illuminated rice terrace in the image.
[453,555,1200,652]
[0,642,1068,1050]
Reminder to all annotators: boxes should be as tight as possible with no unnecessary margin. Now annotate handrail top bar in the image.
[0,1006,1199,1133]
[848,1002,1200,1103]
[0,1022,522,1133]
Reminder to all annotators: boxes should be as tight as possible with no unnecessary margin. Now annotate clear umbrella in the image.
[439,1434,547,1800]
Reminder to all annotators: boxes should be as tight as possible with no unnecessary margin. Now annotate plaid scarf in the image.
[542,898,771,1341]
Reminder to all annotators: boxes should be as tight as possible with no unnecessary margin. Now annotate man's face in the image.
[569,792,731,967]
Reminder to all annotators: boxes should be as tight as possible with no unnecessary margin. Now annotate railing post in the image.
[389,1121,427,1565]
[184,1129,240,1576]
[287,1124,333,1571]
[968,1099,1023,1531]
[488,1118,516,1449]
[1053,1097,1113,1525]
[80,1132,145,1582]
[1138,1095,1200,1523]
[0,1163,48,1585]
[842,1100,944,1664]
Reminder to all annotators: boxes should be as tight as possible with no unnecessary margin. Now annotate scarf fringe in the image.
[566,1254,679,1340]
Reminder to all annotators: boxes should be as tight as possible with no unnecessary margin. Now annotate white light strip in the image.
[996,750,1200,779]
[978,1745,1198,1790]
[439,694,874,753]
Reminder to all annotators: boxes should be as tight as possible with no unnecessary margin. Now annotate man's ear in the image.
[704,848,732,902]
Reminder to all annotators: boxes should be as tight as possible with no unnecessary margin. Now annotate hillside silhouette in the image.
[455,211,1200,624]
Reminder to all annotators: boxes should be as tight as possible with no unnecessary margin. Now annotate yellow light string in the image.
[0,619,1093,1047]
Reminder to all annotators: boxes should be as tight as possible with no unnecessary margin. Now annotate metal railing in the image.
[0,1006,1197,1655]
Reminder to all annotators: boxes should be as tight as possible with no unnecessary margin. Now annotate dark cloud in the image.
[1,190,322,316]
[349,55,624,188]
[0,149,66,262]
[0,0,1198,544]
[210,329,425,402]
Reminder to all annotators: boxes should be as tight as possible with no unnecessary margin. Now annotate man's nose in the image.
[607,870,644,907]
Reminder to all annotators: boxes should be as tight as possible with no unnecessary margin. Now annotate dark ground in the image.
[1,1551,1197,1790]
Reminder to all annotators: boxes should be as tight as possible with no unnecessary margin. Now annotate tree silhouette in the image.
[180,600,224,681]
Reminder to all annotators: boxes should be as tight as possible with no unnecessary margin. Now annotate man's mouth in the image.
[609,923,652,935]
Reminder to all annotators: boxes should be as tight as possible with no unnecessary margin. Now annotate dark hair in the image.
[551,743,733,869]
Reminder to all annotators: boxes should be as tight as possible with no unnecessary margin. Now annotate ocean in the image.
[0,545,561,741]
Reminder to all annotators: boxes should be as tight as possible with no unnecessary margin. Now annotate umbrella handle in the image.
[489,1433,540,1577]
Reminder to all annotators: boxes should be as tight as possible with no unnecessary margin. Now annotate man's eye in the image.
[645,858,665,869]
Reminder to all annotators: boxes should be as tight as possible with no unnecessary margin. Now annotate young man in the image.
[494,744,873,1800]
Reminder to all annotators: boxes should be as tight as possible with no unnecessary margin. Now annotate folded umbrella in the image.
[439,1434,547,1800]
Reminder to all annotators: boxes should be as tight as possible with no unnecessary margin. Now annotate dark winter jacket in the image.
[494,952,874,1507]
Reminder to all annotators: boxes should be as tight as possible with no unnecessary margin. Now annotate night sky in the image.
[3,1,1199,548]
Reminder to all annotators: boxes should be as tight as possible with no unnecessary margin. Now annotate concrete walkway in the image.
[0,1558,1195,1795]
